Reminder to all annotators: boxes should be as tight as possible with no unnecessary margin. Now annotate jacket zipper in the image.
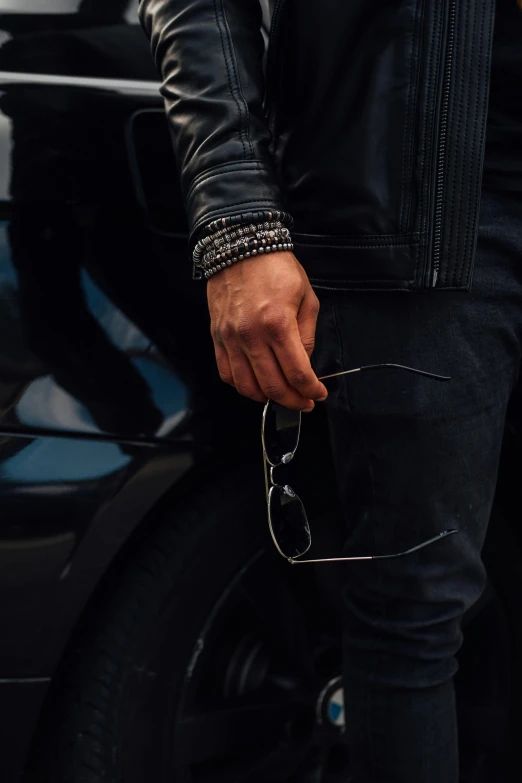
[431,0,456,287]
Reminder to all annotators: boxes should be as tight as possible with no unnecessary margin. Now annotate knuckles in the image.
[218,323,237,343]
[261,315,290,342]
[213,314,291,347]
[301,337,315,356]
[236,321,257,345]
[289,369,311,388]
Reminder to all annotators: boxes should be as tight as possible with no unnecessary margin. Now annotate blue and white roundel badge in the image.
[327,686,345,727]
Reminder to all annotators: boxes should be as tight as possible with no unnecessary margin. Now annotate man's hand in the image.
[207,251,328,411]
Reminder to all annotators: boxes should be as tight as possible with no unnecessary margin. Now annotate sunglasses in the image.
[262,363,458,564]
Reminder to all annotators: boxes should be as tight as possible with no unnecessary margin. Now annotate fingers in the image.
[246,344,317,410]
[295,285,328,395]
[215,339,316,409]
[263,313,328,403]
[212,314,327,410]
[208,253,327,410]
[214,340,266,403]
[232,315,321,410]
[297,285,320,360]
[213,341,233,383]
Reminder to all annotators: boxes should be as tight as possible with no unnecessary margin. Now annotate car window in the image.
[0,0,159,81]
[0,0,137,21]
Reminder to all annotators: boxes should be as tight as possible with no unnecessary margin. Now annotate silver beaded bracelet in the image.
[193,217,294,280]
[201,224,288,268]
[204,238,294,278]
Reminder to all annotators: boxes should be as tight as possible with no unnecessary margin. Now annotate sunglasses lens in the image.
[263,401,301,465]
[269,485,311,559]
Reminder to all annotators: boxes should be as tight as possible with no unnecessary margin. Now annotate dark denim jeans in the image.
[311,189,522,782]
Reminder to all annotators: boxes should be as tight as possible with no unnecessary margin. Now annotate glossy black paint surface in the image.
[0,3,261,779]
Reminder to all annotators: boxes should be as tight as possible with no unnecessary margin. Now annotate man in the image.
[138,0,521,780]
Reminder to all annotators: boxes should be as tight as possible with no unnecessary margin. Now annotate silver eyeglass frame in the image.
[261,363,458,565]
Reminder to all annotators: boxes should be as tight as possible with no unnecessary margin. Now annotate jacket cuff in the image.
[186,160,287,257]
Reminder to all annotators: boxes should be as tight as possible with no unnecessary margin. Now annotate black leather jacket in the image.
[138,0,495,291]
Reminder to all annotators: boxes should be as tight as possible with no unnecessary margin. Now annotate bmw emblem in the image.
[327,686,345,726]
[316,675,345,732]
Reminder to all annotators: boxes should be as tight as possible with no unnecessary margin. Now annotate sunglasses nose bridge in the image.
[269,465,296,491]
[269,450,295,485]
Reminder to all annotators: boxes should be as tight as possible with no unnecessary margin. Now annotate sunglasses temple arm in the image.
[288,529,459,564]
[317,364,451,382]
[371,528,458,559]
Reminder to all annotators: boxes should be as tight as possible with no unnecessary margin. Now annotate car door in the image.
[0,6,248,778]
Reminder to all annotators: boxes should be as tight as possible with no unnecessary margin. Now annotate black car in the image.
[0,2,520,782]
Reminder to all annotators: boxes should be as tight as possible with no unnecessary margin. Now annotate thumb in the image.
[296,285,320,360]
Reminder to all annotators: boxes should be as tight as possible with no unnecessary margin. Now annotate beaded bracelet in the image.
[200,224,289,268]
[204,209,293,235]
[192,209,294,270]
[204,231,294,278]
[194,220,283,268]
[203,220,284,253]
[200,222,286,268]
[202,230,290,271]
[192,222,243,268]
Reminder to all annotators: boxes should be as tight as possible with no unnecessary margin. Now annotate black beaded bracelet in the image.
[202,221,285,257]
[193,220,286,268]
[201,225,290,267]
[205,209,293,235]
[201,224,289,268]
[192,221,245,268]
[204,237,294,278]
[192,210,294,270]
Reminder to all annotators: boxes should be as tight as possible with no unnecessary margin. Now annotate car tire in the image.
[30,466,522,783]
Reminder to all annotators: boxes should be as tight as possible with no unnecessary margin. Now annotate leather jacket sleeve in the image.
[138,0,286,255]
